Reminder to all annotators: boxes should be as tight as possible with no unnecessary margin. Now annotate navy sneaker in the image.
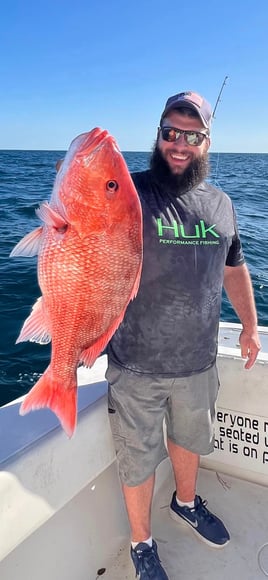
[169,492,230,548]
[130,540,169,579]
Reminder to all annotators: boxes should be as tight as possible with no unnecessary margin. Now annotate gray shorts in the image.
[105,363,220,486]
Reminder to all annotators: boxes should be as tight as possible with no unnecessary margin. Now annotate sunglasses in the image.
[159,126,208,146]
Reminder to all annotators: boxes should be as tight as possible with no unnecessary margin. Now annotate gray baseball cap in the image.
[160,91,212,129]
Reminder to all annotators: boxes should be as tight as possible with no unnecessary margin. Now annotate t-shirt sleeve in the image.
[225,205,245,266]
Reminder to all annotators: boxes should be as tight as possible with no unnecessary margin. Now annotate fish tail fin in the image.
[19,370,77,438]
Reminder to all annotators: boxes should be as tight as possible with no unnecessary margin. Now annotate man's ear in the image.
[205,136,211,151]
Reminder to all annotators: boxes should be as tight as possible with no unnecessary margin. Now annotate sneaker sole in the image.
[169,507,230,549]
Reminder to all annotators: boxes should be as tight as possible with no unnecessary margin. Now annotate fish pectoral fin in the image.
[16,296,52,344]
[10,226,43,257]
[36,202,68,228]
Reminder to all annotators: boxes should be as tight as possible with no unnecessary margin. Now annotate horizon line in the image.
[0,148,267,155]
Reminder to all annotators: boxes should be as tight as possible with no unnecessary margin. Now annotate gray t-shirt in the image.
[107,170,244,377]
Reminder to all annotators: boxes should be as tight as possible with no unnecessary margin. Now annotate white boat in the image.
[0,321,268,580]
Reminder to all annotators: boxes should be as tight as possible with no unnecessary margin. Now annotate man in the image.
[106,91,261,579]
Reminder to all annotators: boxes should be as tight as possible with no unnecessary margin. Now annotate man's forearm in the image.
[223,263,258,331]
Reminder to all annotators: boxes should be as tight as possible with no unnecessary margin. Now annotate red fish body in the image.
[10,128,143,436]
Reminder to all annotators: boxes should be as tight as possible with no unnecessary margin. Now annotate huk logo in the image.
[156,218,220,246]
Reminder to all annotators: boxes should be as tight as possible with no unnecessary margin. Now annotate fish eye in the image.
[106,180,118,192]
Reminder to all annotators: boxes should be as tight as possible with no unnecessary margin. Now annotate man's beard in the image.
[150,144,210,195]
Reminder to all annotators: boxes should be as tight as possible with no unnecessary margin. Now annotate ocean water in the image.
[0,150,267,406]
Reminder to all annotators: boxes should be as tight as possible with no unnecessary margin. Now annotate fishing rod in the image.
[211,76,229,187]
[212,75,229,120]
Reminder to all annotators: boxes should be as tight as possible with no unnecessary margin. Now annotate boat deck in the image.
[105,466,268,580]
[1,323,268,580]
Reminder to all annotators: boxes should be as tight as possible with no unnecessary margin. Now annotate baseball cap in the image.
[160,91,212,130]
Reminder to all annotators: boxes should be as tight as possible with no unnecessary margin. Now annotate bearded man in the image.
[106,91,261,580]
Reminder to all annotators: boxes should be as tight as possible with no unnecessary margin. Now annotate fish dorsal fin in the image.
[36,202,68,228]
[10,226,43,257]
[16,296,51,344]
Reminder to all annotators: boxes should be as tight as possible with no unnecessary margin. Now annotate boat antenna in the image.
[212,75,229,120]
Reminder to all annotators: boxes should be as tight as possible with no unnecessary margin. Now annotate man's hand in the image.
[224,264,261,369]
[239,328,261,369]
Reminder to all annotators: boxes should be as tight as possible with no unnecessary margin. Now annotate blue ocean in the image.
[0,151,267,407]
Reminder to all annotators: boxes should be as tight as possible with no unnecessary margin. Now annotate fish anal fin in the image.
[10,227,43,257]
[80,309,129,368]
[16,296,51,344]
[80,263,143,368]
[129,261,142,301]
[19,370,77,438]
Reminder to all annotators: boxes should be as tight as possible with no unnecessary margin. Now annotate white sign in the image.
[213,407,268,473]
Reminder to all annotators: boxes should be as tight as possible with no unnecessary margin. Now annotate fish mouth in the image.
[55,128,119,181]
[74,128,118,160]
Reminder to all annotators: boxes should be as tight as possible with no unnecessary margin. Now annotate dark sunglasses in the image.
[159,126,208,146]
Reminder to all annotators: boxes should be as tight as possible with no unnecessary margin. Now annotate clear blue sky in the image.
[1,0,267,153]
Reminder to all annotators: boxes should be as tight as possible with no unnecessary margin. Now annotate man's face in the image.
[158,110,211,175]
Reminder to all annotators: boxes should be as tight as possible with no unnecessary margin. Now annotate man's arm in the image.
[223,263,261,369]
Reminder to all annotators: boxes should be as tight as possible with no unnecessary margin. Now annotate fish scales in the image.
[10,128,143,436]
